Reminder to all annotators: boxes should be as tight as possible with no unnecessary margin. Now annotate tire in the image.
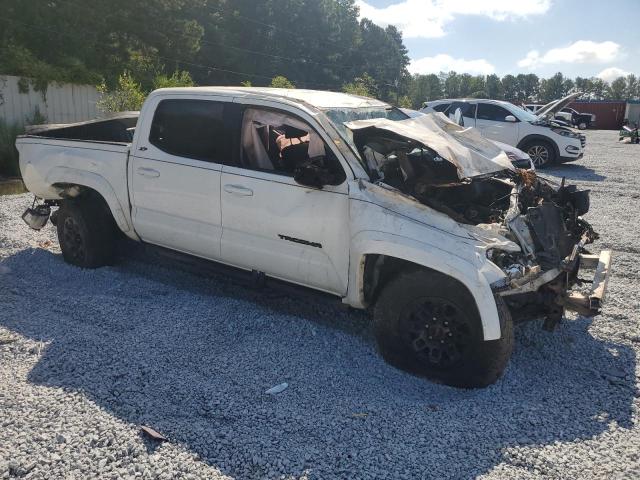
[522,139,556,168]
[373,269,513,388]
[578,122,587,130]
[56,197,116,268]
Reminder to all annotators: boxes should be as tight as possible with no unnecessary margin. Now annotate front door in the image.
[219,105,351,295]
[475,102,519,145]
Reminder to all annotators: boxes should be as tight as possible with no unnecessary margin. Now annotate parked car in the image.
[401,108,534,169]
[17,87,611,388]
[422,93,586,168]
[524,103,595,130]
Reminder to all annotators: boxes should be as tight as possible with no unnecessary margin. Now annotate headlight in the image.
[551,128,579,138]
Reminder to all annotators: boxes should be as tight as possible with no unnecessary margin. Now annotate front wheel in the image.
[373,270,513,388]
[523,140,556,168]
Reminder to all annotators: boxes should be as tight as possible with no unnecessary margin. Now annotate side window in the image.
[238,108,346,185]
[432,103,450,113]
[476,103,514,122]
[149,99,229,163]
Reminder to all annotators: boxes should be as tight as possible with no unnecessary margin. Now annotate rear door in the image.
[130,96,232,260]
[219,102,351,295]
[475,102,519,145]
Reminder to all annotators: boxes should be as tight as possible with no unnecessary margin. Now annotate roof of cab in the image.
[151,87,389,110]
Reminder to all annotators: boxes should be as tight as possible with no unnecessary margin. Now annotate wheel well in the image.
[517,135,560,159]
[54,184,114,221]
[362,254,478,312]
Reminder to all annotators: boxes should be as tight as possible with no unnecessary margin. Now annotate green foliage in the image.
[25,106,47,126]
[153,70,195,89]
[241,81,253,87]
[270,76,295,89]
[96,72,146,113]
[342,73,377,97]
[0,119,24,178]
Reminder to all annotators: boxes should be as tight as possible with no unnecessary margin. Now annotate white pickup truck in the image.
[17,87,611,388]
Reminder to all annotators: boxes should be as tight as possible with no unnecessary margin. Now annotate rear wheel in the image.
[56,197,116,268]
[523,140,556,168]
[578,122,587,130]
[373,269,513,388]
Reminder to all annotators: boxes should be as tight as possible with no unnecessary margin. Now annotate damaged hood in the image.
[345,113,515,179]
[535,92,581,120]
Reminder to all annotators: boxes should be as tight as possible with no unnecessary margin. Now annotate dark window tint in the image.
[448,101,476,118]
[432,103,450,112]
[476,103,513,122]
[149,99,228,162]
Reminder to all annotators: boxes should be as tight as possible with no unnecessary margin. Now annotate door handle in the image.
[223,184,253,196]
[136,167,160,178]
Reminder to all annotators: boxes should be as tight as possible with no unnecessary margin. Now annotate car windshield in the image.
[505,103,539,122]
[321,106,409,169]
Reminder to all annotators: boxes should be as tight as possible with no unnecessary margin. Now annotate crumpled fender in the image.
[347,230,503,341]
[45,166,133,235]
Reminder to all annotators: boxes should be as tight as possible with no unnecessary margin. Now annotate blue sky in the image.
[357,0,640,81]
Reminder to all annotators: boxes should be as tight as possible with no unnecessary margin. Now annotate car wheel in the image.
[524,140,555,168]
[578,122,587,130]
[56,197,116,268]
[373,269,514,388]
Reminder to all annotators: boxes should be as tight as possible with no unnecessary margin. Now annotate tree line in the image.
[0,0,637,112]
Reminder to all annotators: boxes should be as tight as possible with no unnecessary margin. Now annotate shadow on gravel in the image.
[542,163,607,182]
[1,247,636,479]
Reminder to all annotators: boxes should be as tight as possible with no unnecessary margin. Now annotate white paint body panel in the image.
[16,87,512,341]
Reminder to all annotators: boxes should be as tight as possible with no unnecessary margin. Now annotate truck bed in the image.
[16,115,136,235]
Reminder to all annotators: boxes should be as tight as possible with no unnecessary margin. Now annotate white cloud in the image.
[597,67,630,83]
[409,54,495,75]
[356,0,551,38]
[517,40,621,68]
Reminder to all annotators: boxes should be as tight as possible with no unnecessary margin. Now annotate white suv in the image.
[422,94,586,168]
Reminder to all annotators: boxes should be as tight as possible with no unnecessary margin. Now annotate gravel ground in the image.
[1,129,640,479]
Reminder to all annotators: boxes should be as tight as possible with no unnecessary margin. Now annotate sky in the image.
[357,0,640,82]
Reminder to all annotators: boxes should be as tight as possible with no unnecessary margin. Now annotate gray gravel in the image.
[1,129,640,479]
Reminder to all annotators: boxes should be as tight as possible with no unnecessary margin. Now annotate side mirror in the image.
[505,115,517,123]
[293,162,328,189]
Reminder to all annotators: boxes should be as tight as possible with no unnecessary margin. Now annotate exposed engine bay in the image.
[349,121,606,329]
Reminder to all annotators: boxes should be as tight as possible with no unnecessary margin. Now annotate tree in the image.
[342,73,377,97]
[501,75,518,101]
[485,74,503,100]
[444,72,461,98]
[408,74,442,108]
[153,70,195,89]
[625,74,639,100]
[270,75,295,89]
[539,73,565,102]
[610,77,627,99]
[96,72,146,113]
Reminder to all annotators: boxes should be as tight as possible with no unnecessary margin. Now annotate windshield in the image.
[504,103,539,122]
[323,106,408,136]
[322,106,409,169]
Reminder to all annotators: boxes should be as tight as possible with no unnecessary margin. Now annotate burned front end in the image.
[346,114,611,329]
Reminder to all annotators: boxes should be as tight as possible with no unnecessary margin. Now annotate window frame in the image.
[232,104,347,184]
[147,98,231,164]
[476,102,518,123]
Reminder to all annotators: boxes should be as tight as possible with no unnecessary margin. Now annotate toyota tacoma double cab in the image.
[17,87,611,388]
